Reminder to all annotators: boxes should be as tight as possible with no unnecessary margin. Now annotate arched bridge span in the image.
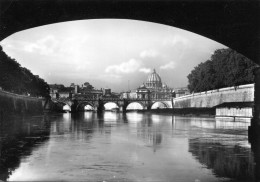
[52,98,172,112]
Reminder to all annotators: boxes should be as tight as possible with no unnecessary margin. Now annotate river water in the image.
[0,112,255,182]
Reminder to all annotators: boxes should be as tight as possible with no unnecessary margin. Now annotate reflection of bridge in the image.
[52,97,173,113]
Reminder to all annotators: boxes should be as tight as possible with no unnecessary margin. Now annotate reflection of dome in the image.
[146,69,162,88]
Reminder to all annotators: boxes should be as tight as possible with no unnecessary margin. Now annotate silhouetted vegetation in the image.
[187,48,258,92]
[0,46,49,97]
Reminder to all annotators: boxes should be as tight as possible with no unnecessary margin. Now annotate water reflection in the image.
[0,115,51,181]
[0,113,256,181]
[216,118,250,129]
[189,138,255,182]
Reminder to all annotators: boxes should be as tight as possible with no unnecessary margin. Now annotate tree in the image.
[84,82,94,90]
[0,45,50,97]
[187,48,258,93]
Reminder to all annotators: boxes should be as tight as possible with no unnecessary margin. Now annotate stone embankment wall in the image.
[0,90,43,116]
[173,84,254,108]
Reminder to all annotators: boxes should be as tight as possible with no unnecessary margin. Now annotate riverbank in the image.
[127,108,215,116]
[0,90,43,121]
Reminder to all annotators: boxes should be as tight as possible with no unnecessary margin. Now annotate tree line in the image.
[0,45,50,97]
[187,48,258,93]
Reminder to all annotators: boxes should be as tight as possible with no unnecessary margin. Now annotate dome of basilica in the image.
[146,69,162,88]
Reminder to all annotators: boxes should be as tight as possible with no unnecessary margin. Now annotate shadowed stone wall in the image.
[173,84,254,108]
[0,90,43,116]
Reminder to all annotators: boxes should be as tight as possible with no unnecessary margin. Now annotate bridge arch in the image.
[126,102,145,110]
[52,101,71,112]
[151,101,170,109]
[63,104,71,112]
[103,102,119,111]
[76,102,95,111]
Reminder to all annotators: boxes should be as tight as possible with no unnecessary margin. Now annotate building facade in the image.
[49,83,119,99]
[122,69,174,99]
[175,87,190,97]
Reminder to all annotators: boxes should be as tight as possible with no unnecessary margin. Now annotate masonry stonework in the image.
[173,84,254,108]
[0,90,43,116]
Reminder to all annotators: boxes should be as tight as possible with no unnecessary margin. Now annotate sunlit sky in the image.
[0,19,226,92]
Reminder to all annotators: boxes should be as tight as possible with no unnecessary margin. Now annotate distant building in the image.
[136,84,150,99]
[103,88,111,96]
[49,84,65,89]
[74,85,80,94]
[102,88,120,98]
[121,69,174,99]
[78,89,103,99]
[49,84,65,98]
[175,87,190,97]
[49,82,120,99]
[58,91,71,98]
[49,84,74,99]
[120,90,137,99]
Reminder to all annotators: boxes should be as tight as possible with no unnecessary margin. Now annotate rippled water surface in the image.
[0,112,255,181]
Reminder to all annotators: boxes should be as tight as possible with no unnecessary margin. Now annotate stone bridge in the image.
[51,97,173,113]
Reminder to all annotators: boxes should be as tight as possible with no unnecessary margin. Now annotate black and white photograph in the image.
[0,0,259,181]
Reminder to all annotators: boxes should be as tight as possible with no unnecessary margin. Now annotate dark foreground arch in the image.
[0,0,259,63]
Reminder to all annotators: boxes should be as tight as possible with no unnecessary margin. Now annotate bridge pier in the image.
[93,106,98,112]
[146,105,151,111]
[119,106,124,112]
[42,97,53,113]
[249,67,260,143]
[97,99,104,113]
[121,99,128,113]
[249,67,260,180]
[70,99,79,113]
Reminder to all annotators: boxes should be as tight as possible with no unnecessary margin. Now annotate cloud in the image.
[139,68,152,73]
[23,35,59,55]
[23,44,38,52]
[140,50,159,59]
[160,61,175,70]
[105,59,141,74]
[163,35,190,47]
[97,73,123,84]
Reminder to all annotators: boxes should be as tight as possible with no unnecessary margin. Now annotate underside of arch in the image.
[77,102,95,111]
[126,102,145,110]
[151,102,169,109]
[52,101,70,111]
[103,102,119,110]
[0,1,259,63]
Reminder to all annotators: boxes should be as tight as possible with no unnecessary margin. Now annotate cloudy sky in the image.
[0,19,226,92]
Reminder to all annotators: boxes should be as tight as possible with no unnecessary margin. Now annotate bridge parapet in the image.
[150,98,172,101]
[55,97,172,102]
[52,98,70,103]
[173,83,254,108]
[102,98,122,101]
